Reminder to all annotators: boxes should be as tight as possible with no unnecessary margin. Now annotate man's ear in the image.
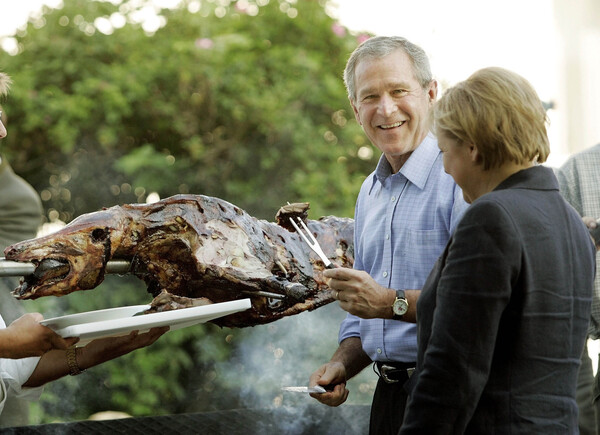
[350,98,362,125]
[427,80,438,105]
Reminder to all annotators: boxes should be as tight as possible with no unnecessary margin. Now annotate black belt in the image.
[374,361,415,384]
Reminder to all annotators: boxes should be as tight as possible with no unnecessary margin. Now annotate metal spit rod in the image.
[0,257,285,300]
[0,257,130,277]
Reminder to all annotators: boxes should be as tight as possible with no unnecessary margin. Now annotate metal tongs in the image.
[289,217,337,269]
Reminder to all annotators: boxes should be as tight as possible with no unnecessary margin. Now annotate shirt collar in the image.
[369,133,440,193]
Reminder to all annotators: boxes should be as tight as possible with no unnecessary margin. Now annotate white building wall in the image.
[554,0,600,156]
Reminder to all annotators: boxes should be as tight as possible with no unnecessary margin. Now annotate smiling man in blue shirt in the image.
[308,36,468,435]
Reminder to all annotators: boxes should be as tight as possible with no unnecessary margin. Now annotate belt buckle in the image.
[379,364,399,384]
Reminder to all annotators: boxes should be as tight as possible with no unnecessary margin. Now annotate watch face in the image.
[393,298,408,316]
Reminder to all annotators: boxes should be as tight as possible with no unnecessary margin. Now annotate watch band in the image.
[392,289,408,320]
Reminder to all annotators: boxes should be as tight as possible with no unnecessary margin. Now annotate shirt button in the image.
[391,196,396,202]
[385,234,390,240]
[383,271,388,278]
[377,348,382,354]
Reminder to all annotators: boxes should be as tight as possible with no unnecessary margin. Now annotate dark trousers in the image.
[369,376,409,435]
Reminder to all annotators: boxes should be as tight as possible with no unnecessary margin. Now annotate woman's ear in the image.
[468,143,483,164]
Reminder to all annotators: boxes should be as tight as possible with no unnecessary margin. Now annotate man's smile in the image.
[379,121,405,129]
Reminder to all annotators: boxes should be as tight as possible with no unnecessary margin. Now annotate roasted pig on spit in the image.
[3,195,354,327]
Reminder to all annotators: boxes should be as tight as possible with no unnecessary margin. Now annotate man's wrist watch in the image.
[392,289,409,320]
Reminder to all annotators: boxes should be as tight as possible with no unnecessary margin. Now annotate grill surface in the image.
[2,405,370,434]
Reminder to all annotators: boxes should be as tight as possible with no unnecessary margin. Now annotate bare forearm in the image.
[23,349,70,387]
[331,337,372,380]
[24,344,129,388]
[0,331,16,358]
[25,344,120,387]
[24,327,167,388]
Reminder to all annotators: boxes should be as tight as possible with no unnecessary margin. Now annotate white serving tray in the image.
[41,299,251,345]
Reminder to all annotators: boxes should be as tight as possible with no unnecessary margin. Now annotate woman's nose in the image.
[0,121,6,139]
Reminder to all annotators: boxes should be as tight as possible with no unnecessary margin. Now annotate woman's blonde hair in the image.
[433,67,549,169]
[0,72,11,97]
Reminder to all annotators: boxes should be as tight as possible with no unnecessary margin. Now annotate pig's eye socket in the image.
[91,228,108,242]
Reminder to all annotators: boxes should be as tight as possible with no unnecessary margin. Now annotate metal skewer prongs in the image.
[288,217,337,269]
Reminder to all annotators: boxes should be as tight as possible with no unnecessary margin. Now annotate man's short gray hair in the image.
[343,36,433,102]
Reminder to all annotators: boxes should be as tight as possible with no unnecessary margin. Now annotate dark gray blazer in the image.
[401,165,596,434]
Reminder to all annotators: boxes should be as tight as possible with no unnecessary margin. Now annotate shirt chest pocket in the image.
[400,229,449,285]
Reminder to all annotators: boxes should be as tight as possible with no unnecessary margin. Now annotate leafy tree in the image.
[1,0,377,423]
[1,0,373,221]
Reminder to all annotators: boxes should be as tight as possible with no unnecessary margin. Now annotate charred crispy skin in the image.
[4,195,353,327]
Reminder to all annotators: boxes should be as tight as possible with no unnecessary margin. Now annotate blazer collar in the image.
[493,165,559,193]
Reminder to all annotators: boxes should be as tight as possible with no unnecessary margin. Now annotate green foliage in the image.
[1,0,374,221]
[0,0,377,423]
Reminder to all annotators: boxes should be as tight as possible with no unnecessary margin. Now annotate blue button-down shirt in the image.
[339,134,468,363]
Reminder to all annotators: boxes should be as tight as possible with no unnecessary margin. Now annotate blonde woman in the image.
[401,67,596,433]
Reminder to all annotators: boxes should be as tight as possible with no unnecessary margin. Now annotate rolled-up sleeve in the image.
[0,314,44,415]
[338,313,361,343]
[0,356,44,415]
